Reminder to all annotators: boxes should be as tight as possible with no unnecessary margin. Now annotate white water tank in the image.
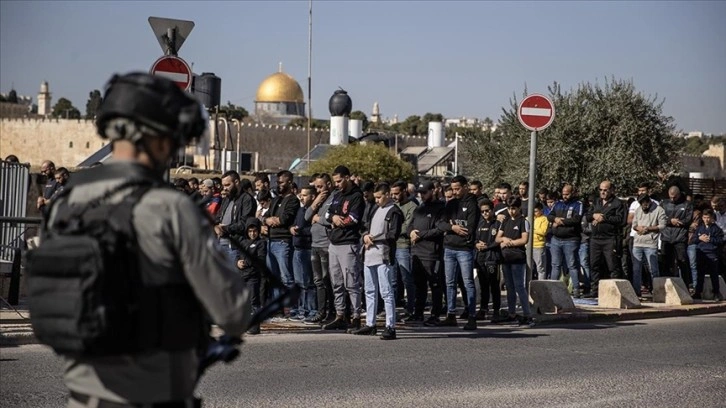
[330,116,348,145]
[428,121,444,148]
[349,119,362,139]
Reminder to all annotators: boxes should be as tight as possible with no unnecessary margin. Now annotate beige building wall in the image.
[1,117,433,171]
[702,143,726,177]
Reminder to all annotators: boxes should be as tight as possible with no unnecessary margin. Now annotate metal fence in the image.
[1,160,31,260]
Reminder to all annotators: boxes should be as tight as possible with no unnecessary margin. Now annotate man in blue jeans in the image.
[547,184,584,297]
[291,186,317,319]
[631,194,667,297]
[263,170,300,315]
[436,175,479,330]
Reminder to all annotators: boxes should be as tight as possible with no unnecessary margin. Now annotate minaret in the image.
[370,101,381,123]
[37,81,51,117]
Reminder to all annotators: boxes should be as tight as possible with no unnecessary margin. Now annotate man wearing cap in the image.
[408,181,445,325]
[631,194,667,297]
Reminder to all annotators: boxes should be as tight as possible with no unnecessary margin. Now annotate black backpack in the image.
[26,180,152,356]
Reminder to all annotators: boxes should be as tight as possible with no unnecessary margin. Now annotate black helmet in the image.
[96,72,208,149]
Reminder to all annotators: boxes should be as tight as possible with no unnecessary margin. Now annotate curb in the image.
[534,303,726,325]
[3,304,726,346]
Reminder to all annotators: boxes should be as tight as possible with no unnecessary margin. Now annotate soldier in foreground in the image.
[27,72,252,408]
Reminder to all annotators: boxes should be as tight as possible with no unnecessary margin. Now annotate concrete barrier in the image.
[652,277,693,305]
[703,275,726,300]
[598,279,641,309]
[530,280,575,314]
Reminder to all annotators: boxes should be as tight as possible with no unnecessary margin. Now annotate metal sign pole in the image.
[526,130,537,284]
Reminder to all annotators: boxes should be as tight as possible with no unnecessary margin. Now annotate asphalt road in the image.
[2,314,725,408]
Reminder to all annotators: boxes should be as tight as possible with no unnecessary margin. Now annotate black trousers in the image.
[475,262,501,313]
[411,254,443,317]
[662,241,689,279]
[695,251,721,295]
[311,246,334,316]
[239,268,261,308]
[590,237,623,291]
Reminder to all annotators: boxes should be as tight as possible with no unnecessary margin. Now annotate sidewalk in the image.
[4,297,726,346]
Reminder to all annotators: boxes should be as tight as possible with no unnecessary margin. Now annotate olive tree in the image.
[461,78,681,196]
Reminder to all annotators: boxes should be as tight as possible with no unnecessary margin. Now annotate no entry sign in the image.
[150,55,192,91]
[518,94,555,131]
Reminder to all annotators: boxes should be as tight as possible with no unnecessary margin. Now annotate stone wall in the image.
[1,117,435,172]
[1,118,104,167]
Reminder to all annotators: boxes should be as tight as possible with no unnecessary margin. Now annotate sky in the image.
[1,1,725,134]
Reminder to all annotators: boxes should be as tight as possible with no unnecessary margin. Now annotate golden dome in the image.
[255,72,304,103]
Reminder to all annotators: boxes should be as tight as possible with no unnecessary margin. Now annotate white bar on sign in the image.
[155,71,188,83]
[521,107,551,117]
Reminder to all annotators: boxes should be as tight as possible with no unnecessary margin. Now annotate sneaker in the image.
[380,326,397,340]
[246,325,261,335]
[463,317,477,330]
[303,313,326,325]
[572,289,582,299]
[517,316,536,328]
[322,316,349,330]
[404,314,424,323]
[346,317,362,334]
[352,325,377,336]
[692,293,702,300]
[439,314,458,327]
[714,294,724,302]
[474,310,488,321]
[459,310,469,319]
[491,314,508,324]
[423,316,440,327]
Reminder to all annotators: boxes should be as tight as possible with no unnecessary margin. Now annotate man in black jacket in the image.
[660,186,693,278]
[436,175,480,330]
[214,170,258,264]
[474,199,503,322]
[408,181,445,326]
[323,166,366,332]
[585,180,625,297]
[263,170,301,297]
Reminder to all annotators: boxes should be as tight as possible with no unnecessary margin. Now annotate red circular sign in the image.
[518,94,555,131]
[150,55,192,91]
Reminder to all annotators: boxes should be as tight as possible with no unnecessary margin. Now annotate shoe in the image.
[352,325,377,336]
[572,289,581,299]
[380,326,397,340]
[246,325,261,335]
[323,316,349,330]
[714,294,723,302]
[303,313,326,325]
[517,316,536,328]
[582,291,597,299]
[404,314,424,323]
[463,317,477,330]
[692,293,702,300]
[346,317,361,334]
[439,314,458,327]
[474,309,488,321]
[459,310,469,319]
[423,316,440,327]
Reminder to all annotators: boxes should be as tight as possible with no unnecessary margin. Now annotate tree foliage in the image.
[7,90,18,104]
[682,135,726,155]
[52,97,81,119]
[392,113,444,136]
[306,143,414,182]
[85,89,103,119]
[461,78,681,196]
[219,101,249,121]
[288,117,329,129]
[349,110,369,131]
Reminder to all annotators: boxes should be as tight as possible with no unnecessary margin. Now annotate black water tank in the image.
[329,89,352,116]
[193,72,221,108]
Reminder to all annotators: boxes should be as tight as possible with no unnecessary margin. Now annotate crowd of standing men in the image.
[14,154,726,341]
[180,168,724,341]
